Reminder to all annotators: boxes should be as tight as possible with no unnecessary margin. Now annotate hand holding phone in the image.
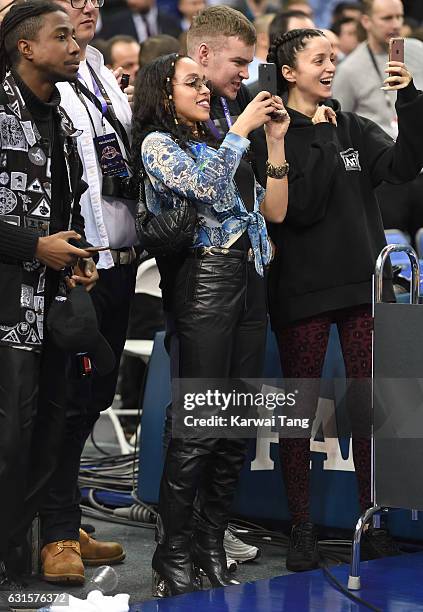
[258,63,278,96]
[120,73,130,91]
[389,38,404,65]
[383,38,412,91]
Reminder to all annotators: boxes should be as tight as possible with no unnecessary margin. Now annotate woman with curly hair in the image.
[131,53,290,596]
[266,28,423,572]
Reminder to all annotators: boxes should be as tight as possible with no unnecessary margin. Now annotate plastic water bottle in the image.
[38,566,119,610]
[87,565,119,594]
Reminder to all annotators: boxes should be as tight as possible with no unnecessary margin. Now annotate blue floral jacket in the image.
[141,130,271,275]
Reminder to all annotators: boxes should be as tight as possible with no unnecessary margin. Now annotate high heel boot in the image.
[191,438,248,587]
[192,529,239,587]
[151,438,211,596]
[152,537,202,597]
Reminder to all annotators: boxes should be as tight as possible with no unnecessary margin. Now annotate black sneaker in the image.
[361,526,401,560]
[286,522,320,572]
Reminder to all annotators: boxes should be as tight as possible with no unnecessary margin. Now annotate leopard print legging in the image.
[276,304,372,525]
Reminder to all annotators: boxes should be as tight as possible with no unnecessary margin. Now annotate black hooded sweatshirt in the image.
[267,81,423,330]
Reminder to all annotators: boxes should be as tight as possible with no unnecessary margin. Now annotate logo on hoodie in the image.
[340,148,361,172]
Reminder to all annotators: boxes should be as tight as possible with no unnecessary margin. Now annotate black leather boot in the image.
[151,439,211,597]
[192,438,248,587]
[192,529,239,588]
[152,537,202,597]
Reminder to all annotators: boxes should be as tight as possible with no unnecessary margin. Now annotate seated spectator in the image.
[269,9,314,44]
[244,13,275,85]
[331,16,359,57]
[97,0,182,43]
[401,15,419,38]
[232,0,277,22]
[331,1,363,25]
[105,34,140,84]
[138,34,180,69]
[178,0,206,31]
[283,0,313,20]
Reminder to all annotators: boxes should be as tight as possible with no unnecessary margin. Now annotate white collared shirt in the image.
[57,46,138,269]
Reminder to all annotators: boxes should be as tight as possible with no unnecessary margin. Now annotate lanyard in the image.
[366,43,395,112]
[75,76,100,137]
[75,66,131,158]
[206,97,233,139]
[87,62,120,125]
[220,97,233,128]
[87,71,107,116]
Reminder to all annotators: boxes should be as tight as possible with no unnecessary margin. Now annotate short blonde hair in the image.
[187,5,256,55]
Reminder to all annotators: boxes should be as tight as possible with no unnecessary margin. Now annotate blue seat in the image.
[384,228,411,268]
[416,228,423,259]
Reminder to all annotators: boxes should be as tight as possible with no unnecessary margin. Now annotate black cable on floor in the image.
[321,561,382,612]
[90,430,111,456]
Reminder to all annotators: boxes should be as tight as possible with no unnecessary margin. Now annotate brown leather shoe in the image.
[79,529,126,566]
[41,540,85,584]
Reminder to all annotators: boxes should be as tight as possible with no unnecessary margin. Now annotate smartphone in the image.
[258,63,278,96]
[120,73,130,91]
[85,245,110,252]
[389,37,404,64]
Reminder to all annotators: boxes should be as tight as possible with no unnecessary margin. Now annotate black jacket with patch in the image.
[267,81,423,329]
[0,72,87,351]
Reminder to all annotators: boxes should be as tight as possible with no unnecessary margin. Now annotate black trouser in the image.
[0,342,66,559]
[40,264,136,544]
[119,293,165,412]
[157,252,267,544]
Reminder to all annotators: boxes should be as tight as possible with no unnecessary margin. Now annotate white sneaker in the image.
[226,556,237,573]
[223,529,261,563]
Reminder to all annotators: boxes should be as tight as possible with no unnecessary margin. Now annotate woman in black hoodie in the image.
[266,28,423,572]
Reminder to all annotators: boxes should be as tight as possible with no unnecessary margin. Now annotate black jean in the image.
[157,253,267,543]
[40,264,136,544]
[0,342,66,558]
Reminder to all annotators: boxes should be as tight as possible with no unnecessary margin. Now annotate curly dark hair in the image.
[267,28,325,95]
[131,53,210,180]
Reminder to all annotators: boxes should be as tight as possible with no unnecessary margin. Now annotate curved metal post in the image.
[374,244,420,305]
[348,505,381,590]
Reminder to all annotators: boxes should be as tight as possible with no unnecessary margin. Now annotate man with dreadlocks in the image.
[0,0,96,586]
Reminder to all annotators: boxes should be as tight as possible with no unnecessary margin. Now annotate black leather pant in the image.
[157,252,267,544]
